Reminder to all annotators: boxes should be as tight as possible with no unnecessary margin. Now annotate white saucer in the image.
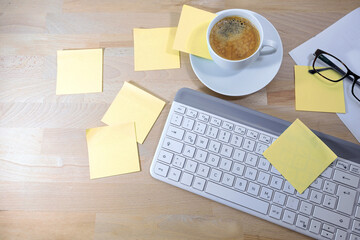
[190,10,283,96]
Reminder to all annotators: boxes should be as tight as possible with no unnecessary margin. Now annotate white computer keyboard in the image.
[150,88,360,240]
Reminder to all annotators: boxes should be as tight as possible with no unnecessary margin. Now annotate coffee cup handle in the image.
[260,39,278,55]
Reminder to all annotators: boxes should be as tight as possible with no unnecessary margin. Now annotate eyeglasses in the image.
[308,49,360,102]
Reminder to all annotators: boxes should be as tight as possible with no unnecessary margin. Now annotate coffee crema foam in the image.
[209,16,260,60]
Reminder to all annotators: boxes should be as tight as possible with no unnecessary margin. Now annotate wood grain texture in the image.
[1,0,359,239]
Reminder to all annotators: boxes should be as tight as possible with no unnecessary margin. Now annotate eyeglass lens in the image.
[314,53,347,81]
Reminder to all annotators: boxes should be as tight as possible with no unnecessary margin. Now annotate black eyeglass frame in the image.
[311,49,360,102]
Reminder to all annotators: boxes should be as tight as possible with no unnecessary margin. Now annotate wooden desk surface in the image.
[1,1,359,239]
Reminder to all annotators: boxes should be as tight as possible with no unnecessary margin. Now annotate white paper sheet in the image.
[289,8,360,143]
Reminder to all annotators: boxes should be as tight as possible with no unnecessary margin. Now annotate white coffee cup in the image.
[207,9,278,71]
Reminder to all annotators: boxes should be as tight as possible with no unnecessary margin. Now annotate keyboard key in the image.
[186,109,197,118]
[193,177,206,191]
[273,192,286,205]
[247,182,260,196]
[310,190,323,204]
[323,180,336,194]
[210,117,221,126]
[233,149,245,161]
[282,210,296,224]
[222,121,234,131]
[162,137,183,153]
[195,136,209,149]
[231,162,245,176]
[259,187,273,201]
[220,144,233,158]
[351,164,360,175]
[313,206,350,228]
[323,195,337,209]
[310,178,323,189]
[244,167,257,180]
[254,142,269,155]
[234,178,247,191]
[194,122,207,134]
[309,219,321,234]
[234,125,246,135]
[208,140,221,153]
[323,223,335,233]
[333,169,360,188]
[167,125,185,140]
[184,132,196,144]
[207,154,220,167]
[337,185,356,215]
[182,117,194,130]
[321,168,333,178]
[270,165,281,175]
[168,168,181,181]
[258,158,270,171]
[184,159,197,173]
[154,162,169,177]
[194,149,207,162]
[257,171,270,185]
[206,126,219,138]
[350,234,360,240]
[296,189,309,199]
[183,145,196,158]
[299,201,313,215]
[246,130,259,139]
[283,181,295,194]
[230,134,243,147]
[259,134,271,144]
[170,114,183,126]
[198,113,209,122]
[356,206,360,219]
[286,196,299,210]
[172,155,185,168]
[354,221,360,234]
[337,160,349,170]
[296,215,309,229]
[219,158,232,171]
[221,173,235,186]
[321,230,333,239]
[335,229,347,240]
[180,172,194,186]
[242,138,255,151]
[209,168,222,182]
[197,164,210,178]
[270,176,283,190]
[205,181,269,214]
[219,130,231,143]
[174,105,186,114]
[269,205,282,219]
[245,153,258,166]
[158,150,173,164]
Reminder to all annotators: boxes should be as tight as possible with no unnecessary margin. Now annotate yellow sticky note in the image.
[86,122,140,179]
[56,49,103,95]
[133,27,180,71]
[101,82,165,144]
[173,5,216,59]
[295,65,345,113]
[263,119,337,193]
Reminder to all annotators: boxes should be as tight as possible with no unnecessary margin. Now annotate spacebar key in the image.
[205,181,269,214]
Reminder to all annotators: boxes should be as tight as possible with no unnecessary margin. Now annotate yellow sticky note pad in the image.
[133,27,180,71]
[101,82,165,144]
[173,5,216,59]
[263,119,337,193]
[56,49,103,95]
[86,122,140,179]
[295,65,345,113]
